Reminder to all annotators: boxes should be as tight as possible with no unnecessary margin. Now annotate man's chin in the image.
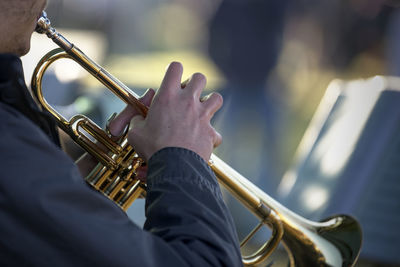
[16,43,31,57]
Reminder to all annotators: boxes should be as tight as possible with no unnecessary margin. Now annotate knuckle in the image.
[169,61,183,71]
[153,92,171,106]
[192,72,207,84]
[214,132,222,147]
[211,92,223,105]
[210,128,222,148]
[201,92,223,116]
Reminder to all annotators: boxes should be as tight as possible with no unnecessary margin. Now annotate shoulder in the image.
[0,102,56,145]
[0,101,25,120]
[0,102,77,178]
[0,101,92,210]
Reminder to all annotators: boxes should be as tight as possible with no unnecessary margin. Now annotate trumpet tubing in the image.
[32,12,362,266]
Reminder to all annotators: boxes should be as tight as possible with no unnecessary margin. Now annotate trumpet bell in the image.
[211,154,362,266]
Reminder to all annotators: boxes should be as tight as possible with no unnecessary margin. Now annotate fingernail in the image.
[181,78,190,89]
[200,93,212,102]
[142,88,150,97]
[129,118,133,132]
[105,112,117,136]
[107,112,117,124]
[166,62,174,71]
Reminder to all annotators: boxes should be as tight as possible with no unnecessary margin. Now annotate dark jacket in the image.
[0,54,242,267]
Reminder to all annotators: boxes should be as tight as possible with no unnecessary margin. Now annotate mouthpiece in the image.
[35,11,73,51]
[36,11,53,35]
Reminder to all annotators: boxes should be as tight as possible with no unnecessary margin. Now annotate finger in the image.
[158,62,183,96]
[108,88,155,136]
[201,92,223,118]
[184,72,207,100]
[213,130,222,148]
[140,88,156,107]
[135,165,148,182]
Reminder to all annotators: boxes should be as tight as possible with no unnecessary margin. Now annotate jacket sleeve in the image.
[144,147,242,266]
[0,106,243,267]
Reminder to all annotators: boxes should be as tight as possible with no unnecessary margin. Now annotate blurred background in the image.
[22,0,400,266]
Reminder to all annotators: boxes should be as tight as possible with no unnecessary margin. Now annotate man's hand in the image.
[126,62,223,162]
[78,62,222,176]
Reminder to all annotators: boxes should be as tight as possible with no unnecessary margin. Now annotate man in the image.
[0,0,242,266]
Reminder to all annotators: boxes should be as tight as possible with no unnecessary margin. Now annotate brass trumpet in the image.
[31,12,362,267]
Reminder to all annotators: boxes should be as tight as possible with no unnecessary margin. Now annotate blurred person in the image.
[289,0,395,77]
[209,0,291,195]
[207,0,292,250]
[0,0,242,266]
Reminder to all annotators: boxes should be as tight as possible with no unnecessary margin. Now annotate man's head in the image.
[0,0,48,56]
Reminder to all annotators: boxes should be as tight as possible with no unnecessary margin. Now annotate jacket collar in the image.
[0,53,61,147]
